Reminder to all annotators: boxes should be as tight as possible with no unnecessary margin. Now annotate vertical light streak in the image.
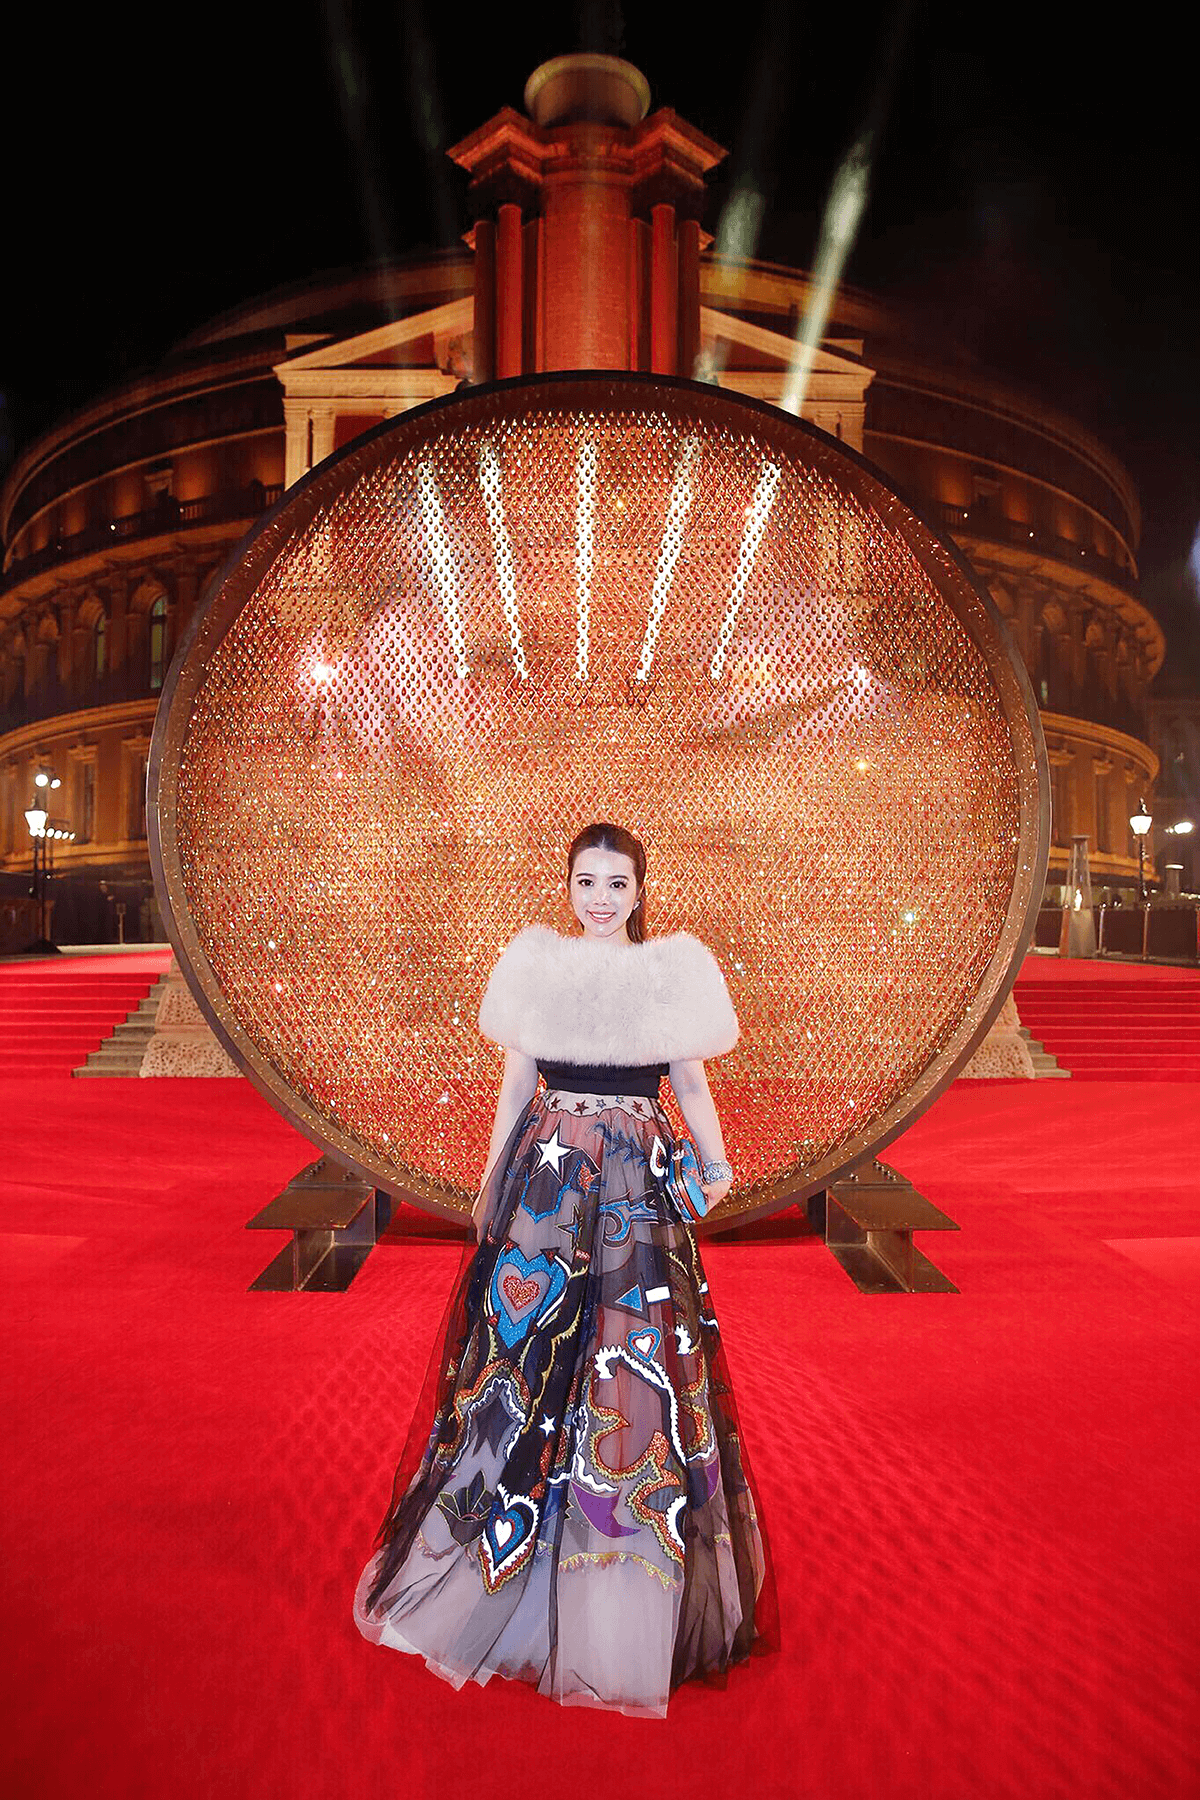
[417,462,469,677]
[477,441,528,678]
[778,0,912,417]
[779,137,872,418]
[704,181,767,379]
[636,436,699,681]
[710,461,781,680]
[575,435,596,680]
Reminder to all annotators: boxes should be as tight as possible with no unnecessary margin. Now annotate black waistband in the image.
[536,1059,667,1098]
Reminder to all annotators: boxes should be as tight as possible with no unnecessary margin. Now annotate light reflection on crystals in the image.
[165,379,1044,1224]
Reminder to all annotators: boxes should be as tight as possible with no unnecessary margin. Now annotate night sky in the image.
[3,0,1197,685]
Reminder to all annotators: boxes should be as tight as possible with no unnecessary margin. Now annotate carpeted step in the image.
[0,985,157,998]
[1016,995,1200,1007]
[0,959,162,1077]
[1013,967,1200,1079]
[0,1008,154,1022]
[1060,1067,1200,1081]
[1028,1026,1200,1040]
[1017,1001,1200,1014]
[0,1036,111,1052]
[1033,1031,1200,1045]
[1020,997,1200,1007]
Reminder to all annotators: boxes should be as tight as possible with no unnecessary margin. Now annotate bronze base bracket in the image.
[809,1159,960,1294]
[246,1157,392,1292]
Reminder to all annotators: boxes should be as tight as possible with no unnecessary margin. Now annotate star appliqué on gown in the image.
[534,1126,571,1176]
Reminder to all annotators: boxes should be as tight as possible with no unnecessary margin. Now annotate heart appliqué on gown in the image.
[627,1325,662,1360]
[489,1243,569,1349]
[480,1485,539,1592]
[501,1271,541,1311]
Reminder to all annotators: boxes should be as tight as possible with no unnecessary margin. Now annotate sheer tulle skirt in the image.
[354,1087,778,1716]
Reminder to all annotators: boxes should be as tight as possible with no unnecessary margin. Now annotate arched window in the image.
[148,596,168,691]
[94,614,108,680]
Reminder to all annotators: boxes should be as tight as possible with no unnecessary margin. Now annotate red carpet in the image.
[1015,953,1200,1079]
[2,965,1198,1798]
[0,950,172,1077]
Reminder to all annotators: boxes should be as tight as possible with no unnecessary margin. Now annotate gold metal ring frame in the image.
[149,374,1049,1226]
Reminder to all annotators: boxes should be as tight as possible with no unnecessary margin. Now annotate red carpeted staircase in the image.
[1015,962,1200,1080]
[0,952,171,1078]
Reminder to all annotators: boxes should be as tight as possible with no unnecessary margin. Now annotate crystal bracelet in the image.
[701,1158,733,1184]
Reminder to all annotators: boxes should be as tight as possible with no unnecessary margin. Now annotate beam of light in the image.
[575,435,597,680]
[322,0,398,303]
[398,0,457,247]
[779,135,873,418]
[416,462,469,677]
[716,179,767,266]
[779,0,912,418]
[702,3,795,380]
[710,462,781,680]
[636,436,700,681]
[477,441,528,679]
[703,180,767,379]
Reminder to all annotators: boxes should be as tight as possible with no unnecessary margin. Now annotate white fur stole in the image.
[477,925,739,1065]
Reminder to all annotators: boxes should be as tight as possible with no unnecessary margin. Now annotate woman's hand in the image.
[701,1177,732,1212]
[668,1061,734,1217]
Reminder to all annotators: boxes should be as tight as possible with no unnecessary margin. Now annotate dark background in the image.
[3,0,1196,685]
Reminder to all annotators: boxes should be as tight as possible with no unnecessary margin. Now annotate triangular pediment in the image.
[700,306,867,377]
[278,297,474,372]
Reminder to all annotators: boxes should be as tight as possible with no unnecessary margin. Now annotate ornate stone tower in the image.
[449,53,725,381]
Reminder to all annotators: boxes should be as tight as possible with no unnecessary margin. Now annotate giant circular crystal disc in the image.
[150,374,1048,1225]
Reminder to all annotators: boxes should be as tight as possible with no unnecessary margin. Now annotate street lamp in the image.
[1129,798,1152,903]
[23,766,72,955]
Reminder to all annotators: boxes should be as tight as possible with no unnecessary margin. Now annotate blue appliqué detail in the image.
[626,1324,662,1360]
[598,1195,662,1245]
[614,1284,642,1310]
[489,1243,569,1350]
[480,1485,540,1590]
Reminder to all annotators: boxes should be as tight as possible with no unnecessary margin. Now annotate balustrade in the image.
[1,482,283,592]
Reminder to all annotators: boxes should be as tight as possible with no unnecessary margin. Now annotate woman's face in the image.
[569,848,641,941]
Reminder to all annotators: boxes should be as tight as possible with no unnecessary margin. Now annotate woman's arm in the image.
[667,1058,733,1209]
[473,1048,539,1236]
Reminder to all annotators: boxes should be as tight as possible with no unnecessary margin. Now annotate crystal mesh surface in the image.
[161,379,1040,1221]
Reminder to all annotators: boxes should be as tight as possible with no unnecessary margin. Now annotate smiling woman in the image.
[354,818,775,1715]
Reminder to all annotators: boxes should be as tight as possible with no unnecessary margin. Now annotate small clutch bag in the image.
[664,1140,709,1223]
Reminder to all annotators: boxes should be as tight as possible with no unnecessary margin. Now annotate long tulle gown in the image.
[354,1080,777,1716]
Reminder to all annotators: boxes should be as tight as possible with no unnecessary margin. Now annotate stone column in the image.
[496,202,524,379]
[650,203,678,373]
[677,216,701,378]
[472,218,496,383]
[283,400,310,489]
[310,407,336,469]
